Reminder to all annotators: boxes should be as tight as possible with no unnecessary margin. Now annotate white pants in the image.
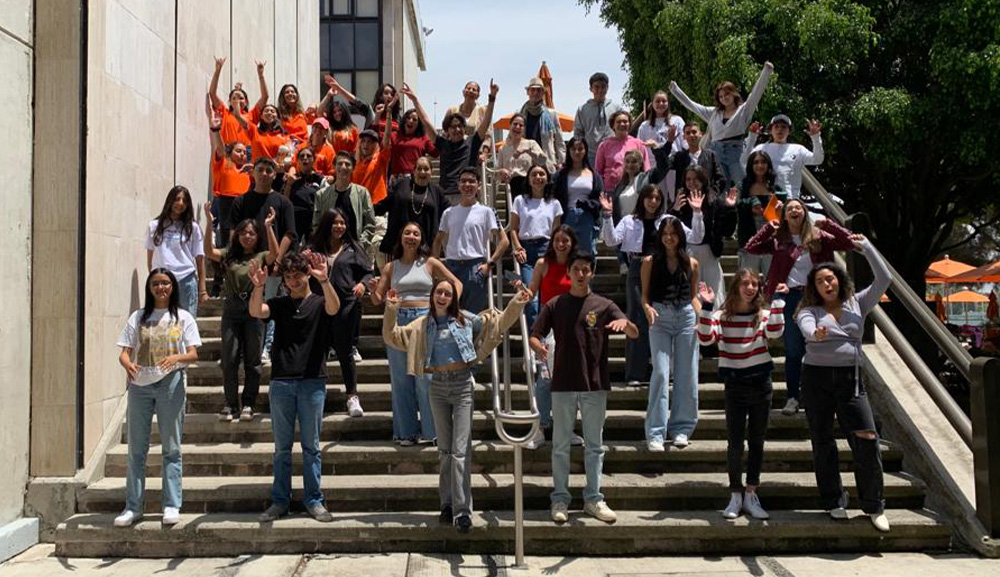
[689,243,725,302]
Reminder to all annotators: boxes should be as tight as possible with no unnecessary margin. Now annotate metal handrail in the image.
[802,170,973,446]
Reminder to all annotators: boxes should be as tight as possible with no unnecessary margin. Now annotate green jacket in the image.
[312,182,377,249]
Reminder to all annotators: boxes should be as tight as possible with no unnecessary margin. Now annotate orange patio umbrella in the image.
[941,290,990,304]
[495,61,575,133]
[945,259,1000,283]
[539,61,554,109]
[926,255,974,284]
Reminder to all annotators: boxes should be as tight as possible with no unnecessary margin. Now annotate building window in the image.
[320,0,381,107]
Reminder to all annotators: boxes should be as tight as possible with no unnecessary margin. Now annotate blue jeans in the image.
[551,391,608,505]
[126,370,186,513]
[518,237,549,329]
[446,258,488,314]
[710,139,745,188]
[176,272,199,317]
[624,259,650,382]
[564,207,595,255]
[269,378,326,508]
[647,302,699,441]
[387,306,436,441]
[783,288,805,400]
[428,369,475,518]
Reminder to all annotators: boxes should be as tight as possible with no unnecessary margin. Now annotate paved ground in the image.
[3,545,1000,577]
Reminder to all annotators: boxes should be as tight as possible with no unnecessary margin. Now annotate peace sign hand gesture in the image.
[248,259,268,288]
[264,206,276,228]
[204,201,215,224]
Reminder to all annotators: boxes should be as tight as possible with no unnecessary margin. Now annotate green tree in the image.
[582,0,1000,291]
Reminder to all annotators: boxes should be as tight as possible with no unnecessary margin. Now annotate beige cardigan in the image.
[382,298,527,376]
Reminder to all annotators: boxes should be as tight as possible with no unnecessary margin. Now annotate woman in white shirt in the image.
[146,185,206,316]
[510,164,564,327]
[497,113,549,198]
[553,137,605,255]
[637,90,687,198]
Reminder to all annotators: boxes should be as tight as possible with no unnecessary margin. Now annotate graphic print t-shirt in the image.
[117,308,202,385]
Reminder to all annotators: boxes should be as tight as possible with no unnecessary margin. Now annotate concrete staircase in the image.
[53,169,952,557]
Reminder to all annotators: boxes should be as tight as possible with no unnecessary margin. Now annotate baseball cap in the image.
[312,117,330,130]
[769,114,792,128]
[359,128,380,140]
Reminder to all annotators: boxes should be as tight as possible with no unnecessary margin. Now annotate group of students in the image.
[117,58,892,534]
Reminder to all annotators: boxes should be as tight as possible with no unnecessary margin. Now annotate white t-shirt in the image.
[117,308,202,385]
[617,181,638,219]
[787,235,813,288]
[145,220,205,279]
[567,173,593,210]
[512,195,563,240]
[439,203,500,260]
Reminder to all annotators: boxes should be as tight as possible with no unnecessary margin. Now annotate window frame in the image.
[320,0,383,105]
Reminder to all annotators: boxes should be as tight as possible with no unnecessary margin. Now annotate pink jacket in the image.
[594,135,650,191]
[744,219,855,296]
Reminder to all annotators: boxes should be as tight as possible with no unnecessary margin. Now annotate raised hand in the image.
[765,61,774,70]
[255,60,266,75]
[248,259,268,288]
[668,80,678,91]
[725,187,739,207]
[851,234,868,251]
[489,79,499,99]
[666,124,677,142]
[805,118,822,136]
[698,281,715,304]
[606,318,630,333]
[749,121,762,135]
[264,206,276,228]
[814,325,829,341]
[599,192,614,215]
[769,219,780,231]
[209,108,222,130]
[688,189,704,212]
[672,190,688,212]
[204,201,215,224]
[400,82,416,100]
[643,303,658,326]
[306,250,329,281]
[214,56,226,70]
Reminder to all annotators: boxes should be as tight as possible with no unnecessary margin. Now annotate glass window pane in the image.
[333,0,350,15]
[333,72,353,94]
[329,22,354,69]
[320,23,330,68]
[356,71,380,107]
[356,0,378,17]
[355,22,379,69]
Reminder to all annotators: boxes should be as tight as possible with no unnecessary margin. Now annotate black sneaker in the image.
[455,514,472,533]
[438,505,453,525]
[258,504,288,522]
[218,406,234,422]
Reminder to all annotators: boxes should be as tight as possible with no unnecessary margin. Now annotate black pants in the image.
[211,196,236,295]
[330,296,361,396]
[801,364,884,514]
[221,306,264,411]
[724,372,773,490]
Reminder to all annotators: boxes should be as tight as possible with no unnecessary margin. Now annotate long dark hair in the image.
[632,184,664,219]
[225,218,264,266]
[310,208,366,256]
[391,221,432,261]
[651,216,692,278]
[258,104,285,133]
[152,185,195,246]
[644,90,671,124]
[429,278,465,326]
[740,150,776,198]
[326,99,355,132]
[682,165,717,204]
[372,83,400,120]
[141,268,180,324]
[400,109,425,137]
[543,225,578,263]
[277,83,304,118]
[799,261,856,313]
[526,164,554,201]
[555,137,593,207]
[228,86,249,113]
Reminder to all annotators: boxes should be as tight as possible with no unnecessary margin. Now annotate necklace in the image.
[410,185,429,216]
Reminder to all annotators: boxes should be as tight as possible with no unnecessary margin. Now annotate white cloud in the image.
[416,0,630,127]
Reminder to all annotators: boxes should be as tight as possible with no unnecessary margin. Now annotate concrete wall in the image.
[0,0,33,525]
[29,0,319,480]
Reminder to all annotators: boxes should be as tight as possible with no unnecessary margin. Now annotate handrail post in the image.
[971,356,1000,537]
[845,212,876,343]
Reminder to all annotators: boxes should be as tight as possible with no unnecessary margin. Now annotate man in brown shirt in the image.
[530,252,638,524]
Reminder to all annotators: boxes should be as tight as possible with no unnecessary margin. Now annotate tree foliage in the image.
[581,0,1000,289]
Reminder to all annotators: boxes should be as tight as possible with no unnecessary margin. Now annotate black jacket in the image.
[668,147,727,196]
[669,194,737,258]
[552,169,605,217]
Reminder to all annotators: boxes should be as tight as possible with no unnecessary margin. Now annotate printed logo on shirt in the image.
[585,310,598,328]
[138,321,185,366]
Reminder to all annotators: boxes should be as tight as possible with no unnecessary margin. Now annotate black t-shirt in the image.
[531,292,627,393]
[228,191,298,246]
[281,173,325,243]
[267,293,331,379]
[524,112,542,145]
[435,132,484,195]
[641,217,658,255]
[332,186,358,242]
[375,178,450,254]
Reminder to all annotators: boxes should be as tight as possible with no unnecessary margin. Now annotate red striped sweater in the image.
[697,299,785,377]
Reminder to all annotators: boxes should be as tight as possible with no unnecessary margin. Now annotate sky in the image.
[416,0,629,126]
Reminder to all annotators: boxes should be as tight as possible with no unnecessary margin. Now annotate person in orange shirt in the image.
[208,56,269,147]
[209,107,252,295]
[296,118,335,175]
[319,75,361,155]
[351,99,395,266]
[238,104,292,163]
[277,83,314,143]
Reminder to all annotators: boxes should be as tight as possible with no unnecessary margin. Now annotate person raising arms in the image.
[208,57,268,147]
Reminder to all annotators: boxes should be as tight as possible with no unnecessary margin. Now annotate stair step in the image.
[76,472,927,513]
[103,439,903,477]
[132,409,822,444]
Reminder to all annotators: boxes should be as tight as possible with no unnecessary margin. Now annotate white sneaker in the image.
[551,502,569,523]
[829,490,850,520]
[672,434,690,448]
[346,395,364,418]
[114,510,141,527]
[583,500,617,523]
[162,507,180,526]
[261,350,271,365]
[525,428,546,450]
[570,433,585,446]
[870,513,891,532]
[723,492,743,519]
[742,491,770,520]
[781,397,800,415]
[647,440,666,452]
[351,347,363,362]
[239,406,254,422]
[626,380,641,387]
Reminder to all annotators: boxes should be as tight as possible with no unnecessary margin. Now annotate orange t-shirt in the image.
[248,123,292,162]
[216,106,259,147]
[352,147,391,204]
[212,154,252,197]
[281,112,310,142]
[330,126,359,155]
[295,141,335,175]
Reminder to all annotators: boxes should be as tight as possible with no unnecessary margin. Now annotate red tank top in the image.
[540,260,572,305]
